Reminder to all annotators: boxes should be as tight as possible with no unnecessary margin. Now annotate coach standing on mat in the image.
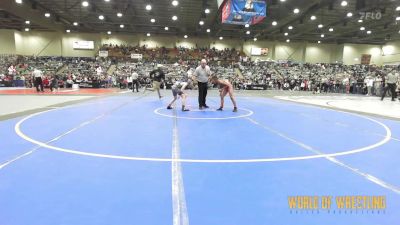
[194,59,212,109]
[147,64,165,99]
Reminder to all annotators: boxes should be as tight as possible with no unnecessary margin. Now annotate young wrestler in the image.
[210,75,238,112]
[167,80,190,111]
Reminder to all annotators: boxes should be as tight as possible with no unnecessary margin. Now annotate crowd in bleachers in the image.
[99,44,245,63]
[260,62,397,96]
[0,51,399,97]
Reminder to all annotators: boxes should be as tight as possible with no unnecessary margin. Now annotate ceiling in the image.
[1,0,400,44]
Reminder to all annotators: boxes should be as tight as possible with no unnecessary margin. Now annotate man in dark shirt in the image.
[146,64,165,99]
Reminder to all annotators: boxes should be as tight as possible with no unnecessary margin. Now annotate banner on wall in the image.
[222,0,267,25]
[361,54,371,65]
[131,53,143,59]
[251,47,269,56]
[99,51,108,57]
[73,41,94,50]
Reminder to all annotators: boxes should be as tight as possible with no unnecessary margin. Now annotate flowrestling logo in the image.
[359,11,382,20]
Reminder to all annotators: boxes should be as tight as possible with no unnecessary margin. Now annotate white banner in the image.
[251,47,269,56]
[131,53,143,59]
[99,51,108,57]
[73,41,94,50]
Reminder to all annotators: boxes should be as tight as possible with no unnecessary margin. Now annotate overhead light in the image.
[358,19,363,23]
[293,8,300,14]
[246,31,250,35]
[66,29,71,33]
[107,31,111,35]
[172,0,179,6]
[147,33,151,37]
[284,32,288,36]
[184,35,188,38]
[254,38,257,41]
[165,27,169,30]
[286,39,290,42]
[146,4,152,10]
[219,36,223,40]
[82,1,89,7]
[245,24,250,28]
[288,26,293,30]
[16,0,23,4]
[341,1,348,6]
[104,0,110,2]
[329,27,334,32]
[150,18,156,23]
[318,41,321,44]
[25,20,30,24]
[44,13,51,17]
[117,13,123,17]
[205,8,210,14]
[347,12,353,17]
[310,15,316,20]
[280,0,286,2]
[396,17,400,21]
[24,28,30,31]
[99,15,104,20]
[199,20,204,25]
[206,29,211,33]
[396,6,400,11]
[172,15,178,21]
[321,34,325,38]
[272,21,277,26]
[73,22,78,26]
[360,26,365,30]
[367,30,371,34]
[354,58,359,61]
[120,24,124,28]
[318,24,323,28]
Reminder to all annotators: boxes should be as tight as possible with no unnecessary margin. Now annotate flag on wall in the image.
[222,0,267,25]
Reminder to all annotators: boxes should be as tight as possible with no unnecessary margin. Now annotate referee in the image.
[32,67,44,92]
[194,59,212,109]
[381,69,399,101]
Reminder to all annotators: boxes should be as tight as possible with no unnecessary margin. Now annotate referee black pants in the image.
[34,77,43,92]
[132,80,139,92]
[381,83,397,100]
[198,82,208,107]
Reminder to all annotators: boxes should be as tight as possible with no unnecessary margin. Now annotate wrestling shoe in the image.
[216,107,223,111]
[167,106,173,110]
[233,107,238,112]
[203,105,210,109]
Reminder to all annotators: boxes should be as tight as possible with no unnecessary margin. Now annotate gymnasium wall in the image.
[242,40,275,61]
[305,43,343,64]
[2,29,400,65]
[14,31,62,56]
[0,30,16,55]
[343,44,383,65]
[380,40,400,65]
[62,33,102,57]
